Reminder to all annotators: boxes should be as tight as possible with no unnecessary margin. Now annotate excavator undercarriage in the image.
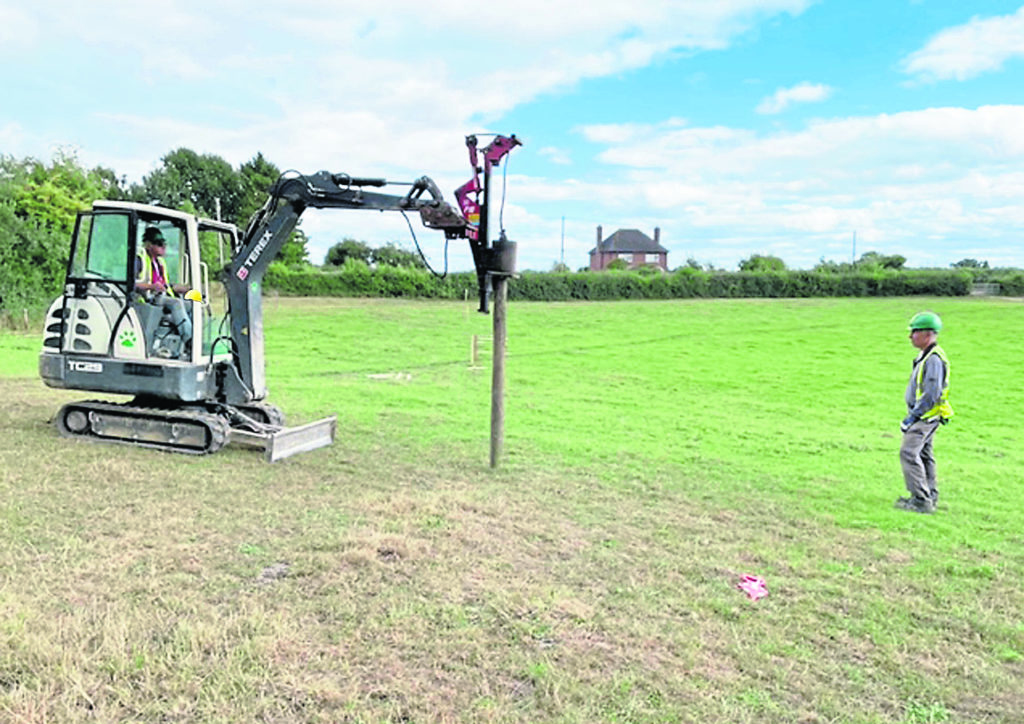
[53,398,337,461]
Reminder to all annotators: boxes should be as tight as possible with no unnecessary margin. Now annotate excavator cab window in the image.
[197,222,233,358]
[69,211,131,283]
[135,220,188,289]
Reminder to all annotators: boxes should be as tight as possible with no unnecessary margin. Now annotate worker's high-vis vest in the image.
[137,253,175,297]
[915,344,953,421]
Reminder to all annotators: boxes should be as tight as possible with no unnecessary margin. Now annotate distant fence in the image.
[971,283,1001,296]
[0,308,35,331]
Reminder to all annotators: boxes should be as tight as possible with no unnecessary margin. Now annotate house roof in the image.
[590,228,668,254]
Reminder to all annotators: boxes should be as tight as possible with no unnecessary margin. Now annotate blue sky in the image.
[2,1,1023,271]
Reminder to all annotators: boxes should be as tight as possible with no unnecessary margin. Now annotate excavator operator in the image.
[135,226,193,353]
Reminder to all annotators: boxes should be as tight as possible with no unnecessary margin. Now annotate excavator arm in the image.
[220,172,470,403]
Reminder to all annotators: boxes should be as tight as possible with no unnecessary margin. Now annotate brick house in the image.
[589,226,669,271]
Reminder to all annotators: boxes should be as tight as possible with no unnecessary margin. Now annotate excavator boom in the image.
[221,172,469,402]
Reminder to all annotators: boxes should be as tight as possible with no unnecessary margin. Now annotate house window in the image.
[647,253,660,263]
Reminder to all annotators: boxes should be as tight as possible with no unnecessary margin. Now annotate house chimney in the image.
[654,227,661,246]
[596,225,603,247]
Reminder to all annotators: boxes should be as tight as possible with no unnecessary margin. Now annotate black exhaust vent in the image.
[124,363,165,378]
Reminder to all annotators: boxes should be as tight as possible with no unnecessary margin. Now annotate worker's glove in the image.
[900,415,916,433]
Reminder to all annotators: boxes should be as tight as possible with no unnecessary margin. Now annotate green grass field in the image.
[1,296,1022,723]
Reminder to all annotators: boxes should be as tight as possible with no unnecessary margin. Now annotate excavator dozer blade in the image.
[229,415,337,462]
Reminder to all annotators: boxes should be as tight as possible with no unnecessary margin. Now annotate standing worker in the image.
[896,311,954,514]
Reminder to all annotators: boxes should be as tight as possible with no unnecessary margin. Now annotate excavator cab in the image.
[40,201,230,386]
[39,200,336,459]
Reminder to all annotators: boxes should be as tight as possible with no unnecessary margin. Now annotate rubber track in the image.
[55,399,230,455]
[234,401,285,428]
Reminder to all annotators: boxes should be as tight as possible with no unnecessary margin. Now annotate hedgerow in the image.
[264,264,974,300]
[265,260,480,300]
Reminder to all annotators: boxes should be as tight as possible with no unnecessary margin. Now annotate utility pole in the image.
[852,230,856,264]
[560,216,565,267]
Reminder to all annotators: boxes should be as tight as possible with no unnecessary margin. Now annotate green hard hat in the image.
[909,311,942,332]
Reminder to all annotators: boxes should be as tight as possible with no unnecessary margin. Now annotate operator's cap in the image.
[908,311,942,333]
[143,227,166,246]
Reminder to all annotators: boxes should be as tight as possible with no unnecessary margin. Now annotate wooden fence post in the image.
[489,276,508,468]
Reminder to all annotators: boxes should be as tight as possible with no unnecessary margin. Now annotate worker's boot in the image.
[894,496,936,514]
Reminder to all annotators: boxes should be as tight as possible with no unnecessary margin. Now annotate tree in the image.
[814,257,854,273]
[371,243,426,269]
[278,229,311,267]
[6,150,123,235]
[856,251,906,270]
[325,238,372,266]
[674,257,713,272]
[134,149,308,266]
[132,148,244,223]
[738,254,786,272]
[952,258,989,269]
[0,202,66,309]
[237,153,278,222]
[0,151,122,308]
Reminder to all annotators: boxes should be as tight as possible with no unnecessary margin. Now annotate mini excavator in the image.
[39,135,520,460]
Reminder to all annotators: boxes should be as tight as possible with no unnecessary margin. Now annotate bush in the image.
[0,201,67,310]
[992,270,1024,296]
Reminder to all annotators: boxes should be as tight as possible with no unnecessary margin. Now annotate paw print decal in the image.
[118,329,138,348]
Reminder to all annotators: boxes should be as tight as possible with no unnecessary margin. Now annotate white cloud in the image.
[755,82,833,114]
[538,147,572,165]
[902,6,1024,81]
[561,105,1024,268]
[13,1,814,131]
[594,106,1024,172]
[580,123,651,145]
[11,1,1023,271]
[0,123,27,155]
[0,6,37,49]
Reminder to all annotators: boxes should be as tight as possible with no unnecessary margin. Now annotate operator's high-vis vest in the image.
[137,253,175,297]
[914,344,954,422]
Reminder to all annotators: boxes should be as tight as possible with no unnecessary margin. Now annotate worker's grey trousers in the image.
[900,419,941,500]
[153,294,192,343]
